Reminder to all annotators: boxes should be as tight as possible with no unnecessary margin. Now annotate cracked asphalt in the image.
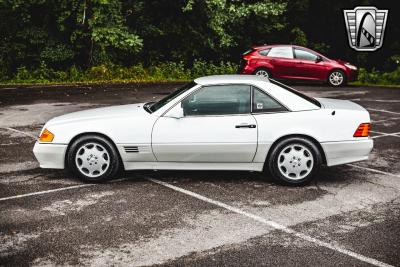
[0,82,399,266]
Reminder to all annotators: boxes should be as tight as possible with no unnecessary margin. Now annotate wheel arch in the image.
[64,132,123,169]
[253,65,274,75]
[265,134,327,167]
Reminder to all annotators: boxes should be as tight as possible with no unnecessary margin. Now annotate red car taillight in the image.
[353,123,370,137]
[243,55,251,61]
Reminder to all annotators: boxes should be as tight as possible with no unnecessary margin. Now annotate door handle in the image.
[235,124,256,128]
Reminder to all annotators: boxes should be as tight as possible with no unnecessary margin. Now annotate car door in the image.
[151,84,257,162]
[293,48,327,80]
[266,46,297,78]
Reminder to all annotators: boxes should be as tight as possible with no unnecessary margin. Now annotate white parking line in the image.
[0,143,20,146]
[1,127,37,139]
[147,177,393,267]
[347,164,400,179]
[370,130,400,139]
[373,117,400,123]
[368,108,400,116]
[372,134,400,139]
[371,100,400,103]
[351,99,400,103]
[0,184,94,202]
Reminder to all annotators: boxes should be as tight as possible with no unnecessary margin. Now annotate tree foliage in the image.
[183,0,286,48]
[0,0,399,80]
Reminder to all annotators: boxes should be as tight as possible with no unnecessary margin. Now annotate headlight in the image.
[39,128,54,142]
[345,63,357,70]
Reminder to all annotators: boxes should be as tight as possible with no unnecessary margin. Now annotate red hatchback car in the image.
[240,45,357,86]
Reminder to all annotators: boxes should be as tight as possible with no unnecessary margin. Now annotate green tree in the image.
[75,0,143,66]
[183,0,286,48]
[125,0,286,64]
[0,0,142,71]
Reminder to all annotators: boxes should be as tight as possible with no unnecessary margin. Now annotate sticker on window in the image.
[256,103,263,109]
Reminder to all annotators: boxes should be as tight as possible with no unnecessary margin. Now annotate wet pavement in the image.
[0,82,399,266]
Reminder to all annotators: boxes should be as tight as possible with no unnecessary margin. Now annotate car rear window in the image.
[270,79,321,108]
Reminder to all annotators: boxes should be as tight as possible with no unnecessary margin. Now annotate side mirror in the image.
[315,56,323,63]
[165,105,184,119]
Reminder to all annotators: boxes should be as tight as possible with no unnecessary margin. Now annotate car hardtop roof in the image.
[194,75,270,85]
[251,44,328,59]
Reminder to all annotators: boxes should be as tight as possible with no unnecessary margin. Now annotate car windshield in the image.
[269,79,321,107]
[148,81,196,113]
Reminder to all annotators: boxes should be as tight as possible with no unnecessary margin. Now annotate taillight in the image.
[353,123,370,137]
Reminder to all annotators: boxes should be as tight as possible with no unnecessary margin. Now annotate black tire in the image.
[253,68,271,78]
[267,137,322,186]
[327,70,346,87]
[67,135,121,183]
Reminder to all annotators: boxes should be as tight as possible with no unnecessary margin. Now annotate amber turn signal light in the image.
[353,123,370,137]
[39,128,54,142]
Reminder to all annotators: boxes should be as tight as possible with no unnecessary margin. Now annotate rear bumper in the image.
[33,142,67,169]
[239,60,255,74]
[321,138,373,166]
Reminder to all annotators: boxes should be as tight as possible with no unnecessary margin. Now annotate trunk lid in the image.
[316,98,367,112]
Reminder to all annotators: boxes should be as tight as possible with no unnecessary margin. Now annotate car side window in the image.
[182,85,251,116]
[267,47,293,59]
[258,49,270,56]
[252,87,287,113]
[294,49,318,61]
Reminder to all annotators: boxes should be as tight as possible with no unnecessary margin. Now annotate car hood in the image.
[46,103,148,126]
[333,59,350,65]
[316,98,366,111]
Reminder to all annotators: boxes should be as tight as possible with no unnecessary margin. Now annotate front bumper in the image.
[321,138,373,166]
[33,142,67,169]
[347,69,358,82]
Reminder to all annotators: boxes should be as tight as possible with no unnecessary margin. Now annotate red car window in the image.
[267,47,293,59]
[294,49,318,61]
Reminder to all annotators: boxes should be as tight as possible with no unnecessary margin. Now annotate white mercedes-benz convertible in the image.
[33,75,373,185]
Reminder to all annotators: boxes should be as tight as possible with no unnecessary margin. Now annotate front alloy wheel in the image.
[75,142,110,178]
[67,135,120,183]
[328,70,345,86]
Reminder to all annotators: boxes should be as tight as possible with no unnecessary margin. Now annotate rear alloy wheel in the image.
[268,137,322,186]
[67,135,120,183]
[254,68,271,78]
[328,70,346,87]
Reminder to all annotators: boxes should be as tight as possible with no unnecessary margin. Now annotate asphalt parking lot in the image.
[0,82,399,266]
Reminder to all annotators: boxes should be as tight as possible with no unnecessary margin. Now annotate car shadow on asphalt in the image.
[4,165,362,189]
[120,165,358,188]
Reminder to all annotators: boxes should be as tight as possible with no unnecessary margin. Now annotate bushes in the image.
[357,67,400,86]
[192,60,237,77]
[3,60,238,84]
[7,62,399,86]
